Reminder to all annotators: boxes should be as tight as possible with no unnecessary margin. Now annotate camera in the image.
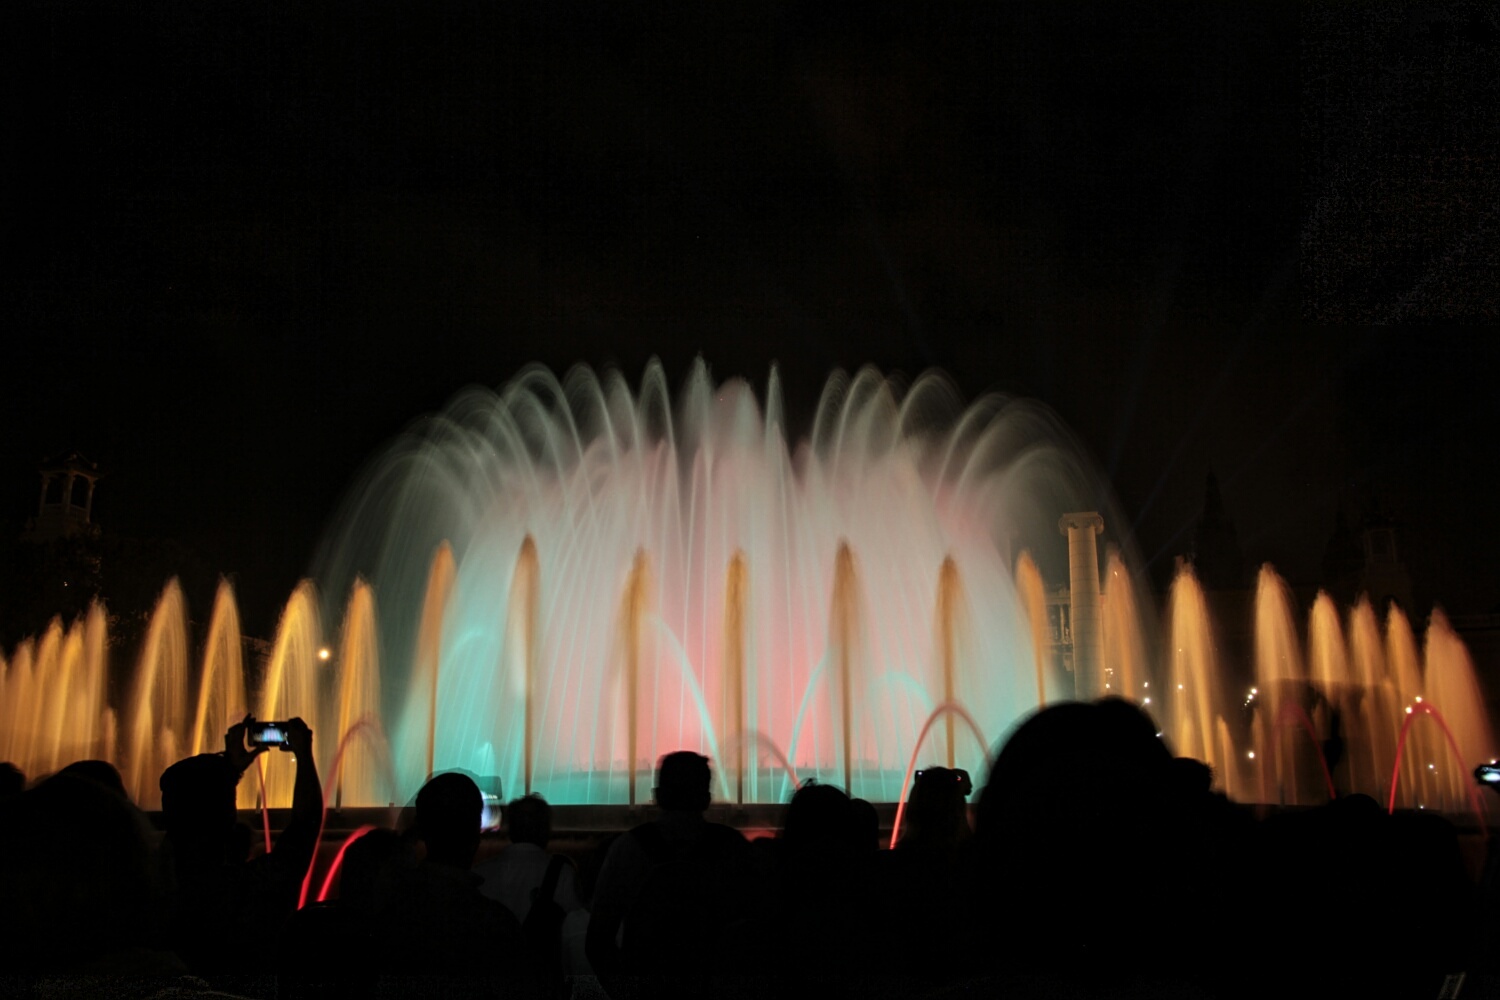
[248,721,295,750]
[1475,763,1500,785]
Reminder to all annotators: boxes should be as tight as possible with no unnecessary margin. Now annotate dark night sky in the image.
[4,1,1498,638]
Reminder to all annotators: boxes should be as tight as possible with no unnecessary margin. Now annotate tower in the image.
[25,452,101,542]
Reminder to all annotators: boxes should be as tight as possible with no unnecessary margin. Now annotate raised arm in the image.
[271,717,323,874]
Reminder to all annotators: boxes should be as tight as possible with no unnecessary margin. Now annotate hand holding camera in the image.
[225,714,269,773]
[225,715,314,772]
[247,717,313,755]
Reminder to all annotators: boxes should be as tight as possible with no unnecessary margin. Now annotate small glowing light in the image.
[1247,751,1256,760]
[318,648,332,661]
[1155,731,1163,738]
[1415,696,1423,703]
[1177,684,1184,690]
[1105,684,1111,690]
[1143,682,1149,688]
[1406,706,1414,714]
[1143,697,1151,705]
[1250,687,1258,695]
[1428,763,1436,770]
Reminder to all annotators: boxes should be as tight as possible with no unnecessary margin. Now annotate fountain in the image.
[310,361,1095,806]
[0,360,1493,816]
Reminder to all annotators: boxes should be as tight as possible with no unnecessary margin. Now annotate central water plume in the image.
[315,361,1126,804]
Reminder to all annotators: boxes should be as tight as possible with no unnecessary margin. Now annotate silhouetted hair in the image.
[415,771,482,867]
[654,751,712,811]
[783,781,857,857]
[976,698,1173,839]
[505,793,552,846]
[159,753,238,839]
[59,759,129,801]
[899,766,970,850]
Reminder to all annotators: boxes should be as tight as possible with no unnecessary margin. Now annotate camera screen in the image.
[253,725,287,744]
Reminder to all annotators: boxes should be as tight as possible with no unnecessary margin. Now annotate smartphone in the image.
[1476,764,1500,785]
[248,721,294,750]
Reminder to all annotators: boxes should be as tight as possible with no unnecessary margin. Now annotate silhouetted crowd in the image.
[1,698,1495,999]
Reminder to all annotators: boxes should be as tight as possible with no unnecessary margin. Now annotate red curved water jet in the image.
[324,715,392,806]
[1387,701,1488,833]
[299,716,389,909]
[315,824,379,904]
[888,701,989,850]
[1275,700,1338,802]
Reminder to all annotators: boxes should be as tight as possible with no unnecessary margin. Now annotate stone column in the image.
[1059,512,1104,699]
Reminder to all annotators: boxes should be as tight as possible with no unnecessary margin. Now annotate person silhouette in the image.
[1,769,181,974]
[475,793,581,923]
[156,715,322,973]
[585,751,753,984]
[369,771,525,979]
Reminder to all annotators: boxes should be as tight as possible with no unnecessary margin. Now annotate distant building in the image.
[23,451,102,543]
[1355,517,1413,613]
[1044,583,1074,677]
[1321,504,1414,612]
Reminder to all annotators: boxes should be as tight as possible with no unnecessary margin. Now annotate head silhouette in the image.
[504,793,552,847]
[899,766,971,851]
[970,699,1180,970]
[59,759,129,801]
[415,772,482,868]
[976,698,1172,840]
[159,753,240,852]
[783,781,859,859]
[3,772,157,968]
[654,751,712,812]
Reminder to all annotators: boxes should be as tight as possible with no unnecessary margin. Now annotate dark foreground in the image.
[6,702,1500,1000]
